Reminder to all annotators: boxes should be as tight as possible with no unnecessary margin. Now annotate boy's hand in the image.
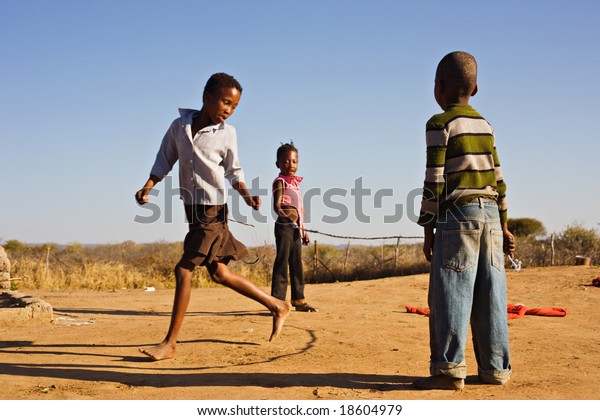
[135,177,159,206]
[233,182,261,210]
[302,231,310,246]
[244,195,261,210]
[503,227,516,258]
[422,227,435,262]
[135,188,151,205]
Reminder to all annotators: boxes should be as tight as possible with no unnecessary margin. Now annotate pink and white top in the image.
[272,174,305,227]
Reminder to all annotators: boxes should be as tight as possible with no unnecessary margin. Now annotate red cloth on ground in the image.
[406,304,568,319]
[405,306,430,316]
[507,304,527,319]
[523,307,568,317]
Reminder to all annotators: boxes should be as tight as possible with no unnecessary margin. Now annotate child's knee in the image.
[210,271,225,284]
[207,262,228,285]
[176,260,196,272]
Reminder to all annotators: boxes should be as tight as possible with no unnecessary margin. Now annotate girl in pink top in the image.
[271,142,317,312]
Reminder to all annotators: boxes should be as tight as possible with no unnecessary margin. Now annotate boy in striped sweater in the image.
[414,52,515,390]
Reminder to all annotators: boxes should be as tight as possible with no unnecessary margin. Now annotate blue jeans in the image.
[428,198,511,383]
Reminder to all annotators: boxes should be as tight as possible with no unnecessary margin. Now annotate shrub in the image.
[4,221,600,291]
[555,225,599,262]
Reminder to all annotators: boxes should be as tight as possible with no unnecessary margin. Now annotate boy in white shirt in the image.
[135,73,291,361]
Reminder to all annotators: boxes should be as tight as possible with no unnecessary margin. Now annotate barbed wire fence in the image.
[235,220,598,284]
[229,218,428,283]
[303,228,425,283]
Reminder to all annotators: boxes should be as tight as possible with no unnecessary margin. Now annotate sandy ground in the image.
[1,265,599,401]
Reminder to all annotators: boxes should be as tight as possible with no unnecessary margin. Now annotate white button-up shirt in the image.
[150,108,245,205]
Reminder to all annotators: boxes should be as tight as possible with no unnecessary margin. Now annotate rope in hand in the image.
[507,255,522,271]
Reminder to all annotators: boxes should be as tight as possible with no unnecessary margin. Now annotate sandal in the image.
[294,302,318,312]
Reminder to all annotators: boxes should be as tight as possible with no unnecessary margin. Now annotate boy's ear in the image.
[436,77,445,92]
[471,83,478,97]
[275,161,280,168]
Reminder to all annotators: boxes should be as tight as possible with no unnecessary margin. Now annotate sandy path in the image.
[1,266,599,401]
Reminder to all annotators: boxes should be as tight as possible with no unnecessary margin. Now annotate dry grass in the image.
[6,241,426,291]
[3,223,599,291]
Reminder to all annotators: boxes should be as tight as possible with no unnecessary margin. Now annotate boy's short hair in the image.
[436,51,477,97]
[276,142,298,161]
[203,73,243,97]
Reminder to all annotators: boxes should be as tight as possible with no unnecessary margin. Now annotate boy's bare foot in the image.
[269,301,292,341]
[139,341,176,361]
[413,375,465,390]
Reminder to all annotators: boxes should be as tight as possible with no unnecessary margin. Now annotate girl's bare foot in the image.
[269,301,292,341]
[413,375,464,390]
[139,341,176,361]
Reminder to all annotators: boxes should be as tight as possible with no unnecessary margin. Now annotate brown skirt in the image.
[182,204,249,267]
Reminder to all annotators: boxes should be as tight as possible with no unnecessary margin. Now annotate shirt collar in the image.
[178,108,225,132]
[278,173,303,184]
[445,103,473,111]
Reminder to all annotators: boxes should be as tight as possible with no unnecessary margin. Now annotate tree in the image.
[507,218,546,238]
[2,239,27,255]
[64,242,84,254]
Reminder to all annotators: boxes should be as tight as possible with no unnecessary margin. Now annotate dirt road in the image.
[1,266,599,401]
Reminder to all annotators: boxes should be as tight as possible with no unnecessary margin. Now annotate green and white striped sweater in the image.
[417,104,507,228]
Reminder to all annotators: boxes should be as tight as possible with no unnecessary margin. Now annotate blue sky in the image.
[1,0,599,248]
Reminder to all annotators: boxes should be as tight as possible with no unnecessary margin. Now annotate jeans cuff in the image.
[430,361,467,379]
[478,368,511,384]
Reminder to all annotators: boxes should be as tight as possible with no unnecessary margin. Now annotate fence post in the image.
[394,236,400,273]
[313,240,318,278]
[344,241,350,280]
[551,233,555,266]
[45,245,50,283]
